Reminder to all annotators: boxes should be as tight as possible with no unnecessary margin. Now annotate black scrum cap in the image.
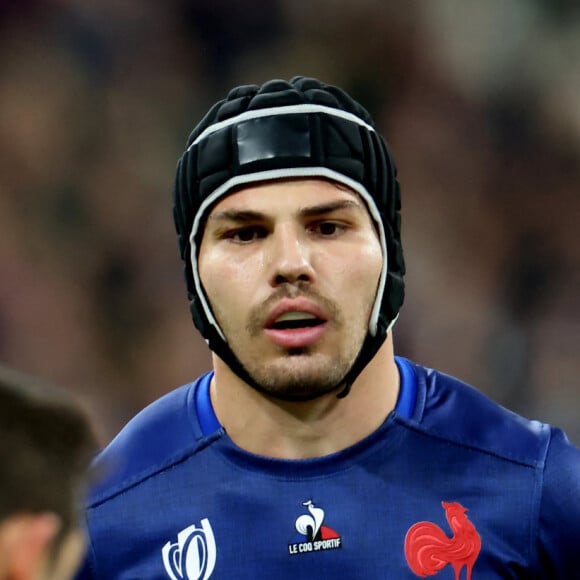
[173,76,405,397]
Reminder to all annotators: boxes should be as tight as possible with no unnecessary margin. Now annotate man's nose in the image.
[267,225,315,286]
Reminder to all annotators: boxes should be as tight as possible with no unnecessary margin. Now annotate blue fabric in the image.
[193,356,417,439]
[195,371,220,436]
[77,360,580,579]
[394,356,416,420]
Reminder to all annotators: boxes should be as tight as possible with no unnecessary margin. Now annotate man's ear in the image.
[0,513,61,580]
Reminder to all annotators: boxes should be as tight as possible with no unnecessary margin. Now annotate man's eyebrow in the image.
[299,199,363,218]
[207,209,266,223]
[208,199,363,223]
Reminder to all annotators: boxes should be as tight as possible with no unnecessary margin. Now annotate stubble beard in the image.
[241,347,356,401]
[217,284,368,401]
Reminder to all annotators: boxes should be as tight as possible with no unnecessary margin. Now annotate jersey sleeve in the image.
[537,427,580,576]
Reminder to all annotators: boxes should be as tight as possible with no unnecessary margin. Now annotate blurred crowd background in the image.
[1,0,578,446]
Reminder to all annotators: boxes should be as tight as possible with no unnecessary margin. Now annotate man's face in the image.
[198,178,383,400]
[0,516,85,580]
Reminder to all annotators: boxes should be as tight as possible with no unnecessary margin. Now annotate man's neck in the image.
[209,338,399,459]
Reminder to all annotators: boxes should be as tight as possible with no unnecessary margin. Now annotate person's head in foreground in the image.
[0,365,97,580]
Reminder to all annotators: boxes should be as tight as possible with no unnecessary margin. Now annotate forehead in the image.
[207,178,364,216]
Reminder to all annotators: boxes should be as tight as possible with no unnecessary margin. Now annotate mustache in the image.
[246,282,341,336]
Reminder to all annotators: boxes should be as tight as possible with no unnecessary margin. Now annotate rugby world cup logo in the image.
[162,518,216,580]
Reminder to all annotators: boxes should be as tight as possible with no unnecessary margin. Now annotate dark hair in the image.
[0,364,98,539]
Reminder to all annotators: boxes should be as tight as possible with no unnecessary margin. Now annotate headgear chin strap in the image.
[174,77,405,397]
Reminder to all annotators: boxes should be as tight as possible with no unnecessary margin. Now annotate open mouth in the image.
[268,312,325,330]
[264,311,327,348]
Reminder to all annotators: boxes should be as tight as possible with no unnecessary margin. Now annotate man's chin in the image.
[255,380,345,403]
[244,359,349,402]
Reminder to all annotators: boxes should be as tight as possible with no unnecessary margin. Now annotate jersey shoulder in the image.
[88,373,216,507]
[406,361,552,467]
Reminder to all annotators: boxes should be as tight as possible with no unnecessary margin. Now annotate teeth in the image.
[275,311,317,323]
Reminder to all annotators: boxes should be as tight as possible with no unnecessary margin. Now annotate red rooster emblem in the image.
[404,501,481,580]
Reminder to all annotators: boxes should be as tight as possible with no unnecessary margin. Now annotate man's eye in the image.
[229,226,266,243]
[315,222,343,236]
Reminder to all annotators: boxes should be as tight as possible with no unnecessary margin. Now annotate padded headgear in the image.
[173,76,405,397]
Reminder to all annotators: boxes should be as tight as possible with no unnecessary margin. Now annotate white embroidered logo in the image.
[161,518,216,580]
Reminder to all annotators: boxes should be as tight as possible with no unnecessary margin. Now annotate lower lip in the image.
[263,323,327,349]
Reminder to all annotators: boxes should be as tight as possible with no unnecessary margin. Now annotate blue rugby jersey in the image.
[77,358,580,579]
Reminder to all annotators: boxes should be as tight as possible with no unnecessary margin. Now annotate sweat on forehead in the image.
[203,178,367,221]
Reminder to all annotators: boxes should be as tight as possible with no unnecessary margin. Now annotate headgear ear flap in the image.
[173,76,405,397]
